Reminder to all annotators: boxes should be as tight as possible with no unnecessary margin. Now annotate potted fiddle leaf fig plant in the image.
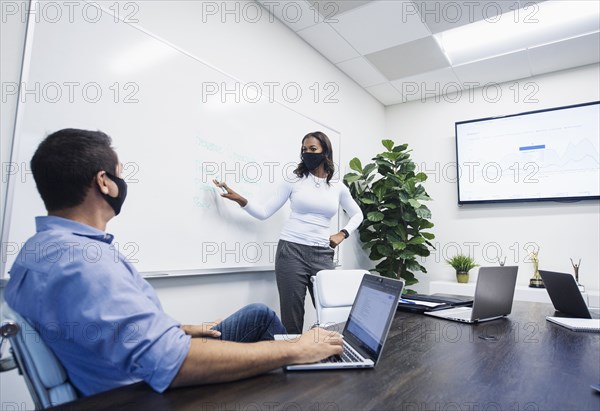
[343,139,435,293]
[446,254,478,283]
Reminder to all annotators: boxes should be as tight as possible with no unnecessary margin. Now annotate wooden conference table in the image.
[52,302,600,411]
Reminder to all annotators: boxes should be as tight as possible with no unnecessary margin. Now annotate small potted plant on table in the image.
[446,255,478,283]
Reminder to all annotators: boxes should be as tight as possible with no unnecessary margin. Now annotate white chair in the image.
[311,269,368,326]
[1,303,78,409]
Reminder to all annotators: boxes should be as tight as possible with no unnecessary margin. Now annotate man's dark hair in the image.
[293,131,335,184]
[31,128,118,211]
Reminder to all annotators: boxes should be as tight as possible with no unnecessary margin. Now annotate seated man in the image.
[4,128,342,396]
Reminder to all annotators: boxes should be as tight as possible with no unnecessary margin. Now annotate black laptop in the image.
[539,270,599,319]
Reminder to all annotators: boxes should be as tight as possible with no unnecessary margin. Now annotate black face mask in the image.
[302,153,325,171]
[101,172,128,216]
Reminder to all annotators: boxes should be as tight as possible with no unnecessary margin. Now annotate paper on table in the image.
[546,317,600,332]
[398,298,445,308]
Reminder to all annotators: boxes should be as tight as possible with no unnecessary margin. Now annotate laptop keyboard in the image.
[322,342,363,363]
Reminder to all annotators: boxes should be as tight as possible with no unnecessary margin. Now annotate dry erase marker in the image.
[218,181,227,193]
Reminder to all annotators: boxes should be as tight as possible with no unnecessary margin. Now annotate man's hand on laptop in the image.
[291,328,343,364]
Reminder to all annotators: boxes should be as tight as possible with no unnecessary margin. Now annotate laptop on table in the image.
[425,266,519,323]
[539,270,599,319]
[279,274,404,370]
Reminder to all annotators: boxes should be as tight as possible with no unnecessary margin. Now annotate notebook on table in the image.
[277,274,404,370]
[546,317,600,332]
[424,266,519,323]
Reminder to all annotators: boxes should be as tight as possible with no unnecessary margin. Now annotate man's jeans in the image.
[213,303,287,342]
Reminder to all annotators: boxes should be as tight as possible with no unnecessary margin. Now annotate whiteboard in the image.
[1,2,340,277]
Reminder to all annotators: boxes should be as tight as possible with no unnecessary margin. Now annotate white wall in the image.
[385,64,600,295]
[0,1,383,407]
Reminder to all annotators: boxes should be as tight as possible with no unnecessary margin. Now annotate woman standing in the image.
[213,131,363,334]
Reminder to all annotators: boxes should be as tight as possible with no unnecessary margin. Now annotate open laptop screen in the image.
[343,276,403,361]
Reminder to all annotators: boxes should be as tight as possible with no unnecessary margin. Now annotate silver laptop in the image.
[539,270,600,319]
[279,274,404,370]
[425,266,519,323]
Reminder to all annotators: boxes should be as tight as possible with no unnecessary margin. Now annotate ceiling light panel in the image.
[435,0,600,65]
[416,0,517,34]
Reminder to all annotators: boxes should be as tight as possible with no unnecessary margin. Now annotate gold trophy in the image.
[528,250,544,288]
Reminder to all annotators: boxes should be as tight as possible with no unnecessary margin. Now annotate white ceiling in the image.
[258,0,600,106]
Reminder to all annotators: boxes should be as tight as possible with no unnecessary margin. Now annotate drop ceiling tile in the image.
[453,51,532,86]
[529,33,600,77]
[261,0,594,106]
[366,36,449,80]
[391,67,462,102]
[365,82,403,106]
[417,0,519,34]
[257,0,323,32]
[330,0,431,55]
[336,57,388,88]
[311,0,371,19]
[296,22,360,64]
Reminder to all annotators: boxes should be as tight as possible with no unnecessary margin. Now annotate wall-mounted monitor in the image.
[455,101,600,205]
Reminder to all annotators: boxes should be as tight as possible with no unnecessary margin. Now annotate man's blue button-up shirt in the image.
[5,216,191,396]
